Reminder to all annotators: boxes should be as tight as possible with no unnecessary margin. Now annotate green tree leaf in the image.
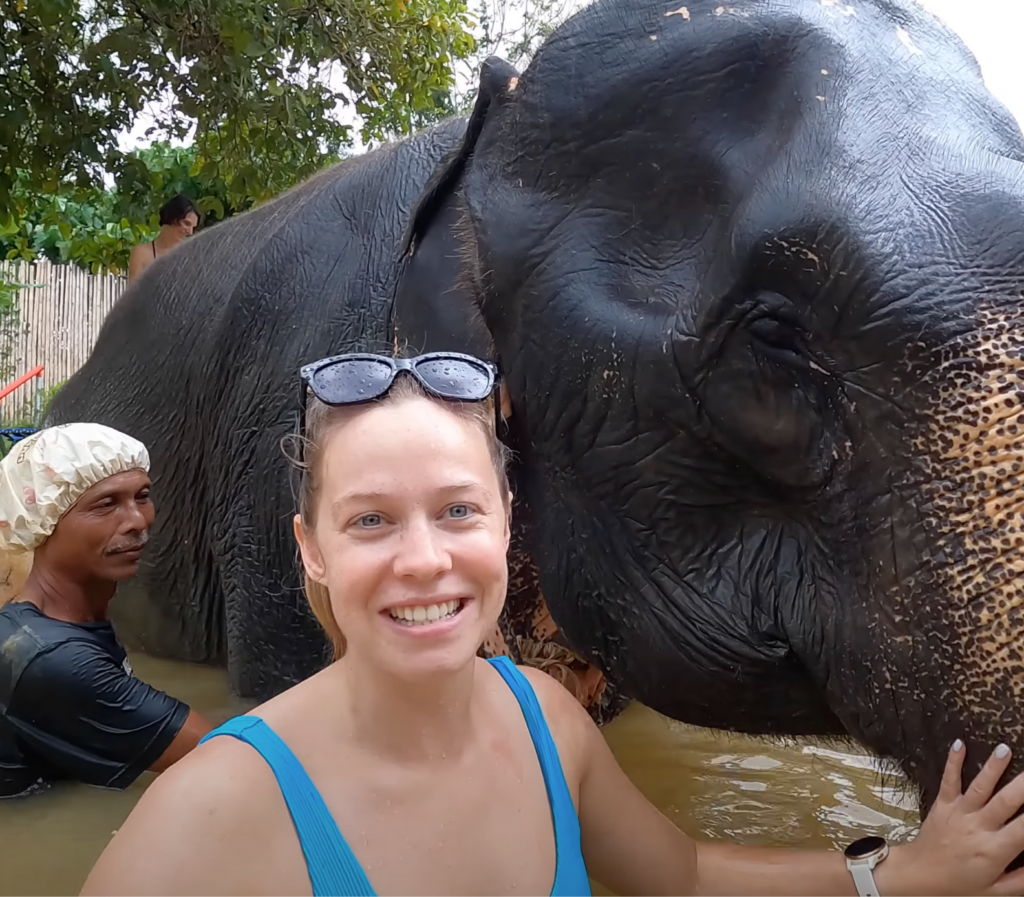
[0,0,479,215]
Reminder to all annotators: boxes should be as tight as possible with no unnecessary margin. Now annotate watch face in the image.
[844,836,888,860]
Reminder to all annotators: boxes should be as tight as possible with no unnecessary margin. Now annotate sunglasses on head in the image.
[296,351,501,450]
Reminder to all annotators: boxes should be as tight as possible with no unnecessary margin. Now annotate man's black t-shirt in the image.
[0,601,189,797]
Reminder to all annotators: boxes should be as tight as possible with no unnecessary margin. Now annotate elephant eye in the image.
[698,293,842,488]
[748,312,819,373]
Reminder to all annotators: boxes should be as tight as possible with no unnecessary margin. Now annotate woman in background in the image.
[127,194,199,283]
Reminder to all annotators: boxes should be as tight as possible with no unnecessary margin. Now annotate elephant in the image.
[47,0,1024,819]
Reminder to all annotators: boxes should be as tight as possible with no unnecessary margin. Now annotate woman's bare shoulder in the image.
[81,731,291,895]
[503,663,603,787]
[127,242,152,264]
[516,663,596,723]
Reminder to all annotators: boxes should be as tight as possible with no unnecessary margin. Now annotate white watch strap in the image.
[849,862,880,897]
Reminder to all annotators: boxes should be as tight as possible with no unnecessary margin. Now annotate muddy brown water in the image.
[0,653,920,896]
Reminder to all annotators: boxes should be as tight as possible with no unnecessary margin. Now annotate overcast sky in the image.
[917,0,1023,126]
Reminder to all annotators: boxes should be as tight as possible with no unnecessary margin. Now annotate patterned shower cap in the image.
[0,423,150,553]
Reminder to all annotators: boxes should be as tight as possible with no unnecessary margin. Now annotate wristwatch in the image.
[844,836,889,896]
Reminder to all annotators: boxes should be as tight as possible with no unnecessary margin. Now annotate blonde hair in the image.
[293,373,511,661]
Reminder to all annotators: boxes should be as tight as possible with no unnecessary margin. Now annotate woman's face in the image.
[297,396,510,679]
[175,212,199,238]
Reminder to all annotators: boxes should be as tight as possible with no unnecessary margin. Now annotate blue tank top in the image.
[200,656,591,897]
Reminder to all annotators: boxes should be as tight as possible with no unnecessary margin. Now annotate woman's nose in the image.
[392,521,452,580]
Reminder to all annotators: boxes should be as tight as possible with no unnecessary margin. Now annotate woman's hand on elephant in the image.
[886,741,1024,896]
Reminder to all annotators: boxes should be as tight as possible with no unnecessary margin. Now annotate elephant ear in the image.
[393,56,520,360]
[400,56,520,259]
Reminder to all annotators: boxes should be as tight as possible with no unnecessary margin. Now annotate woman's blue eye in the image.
[448,505,471,519]
[358,514,382,527]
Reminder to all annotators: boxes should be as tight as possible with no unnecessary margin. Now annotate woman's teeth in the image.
[388,599,462,625]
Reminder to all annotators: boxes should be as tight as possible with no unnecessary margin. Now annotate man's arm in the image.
[8,640,212,787]
[147,710,213,773]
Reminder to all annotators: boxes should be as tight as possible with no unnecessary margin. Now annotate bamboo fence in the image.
[0,260,126,424]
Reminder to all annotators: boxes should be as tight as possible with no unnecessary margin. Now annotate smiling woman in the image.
[79,357,1024,897]
[293,366,511,663]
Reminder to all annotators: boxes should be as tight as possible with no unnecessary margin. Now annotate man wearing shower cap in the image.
[0,423,212,797]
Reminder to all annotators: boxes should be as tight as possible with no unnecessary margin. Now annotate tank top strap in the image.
[200,715,377,897]
[486,656,590,896]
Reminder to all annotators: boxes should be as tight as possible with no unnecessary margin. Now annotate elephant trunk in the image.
[901,301,1024,810]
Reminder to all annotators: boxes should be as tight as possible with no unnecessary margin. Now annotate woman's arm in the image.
[566,694,861,895]
[692,743,1024,896]
[531,670,1024,896]
[126,244,148,283]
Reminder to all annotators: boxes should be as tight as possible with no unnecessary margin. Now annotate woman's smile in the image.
[382,597,472,636]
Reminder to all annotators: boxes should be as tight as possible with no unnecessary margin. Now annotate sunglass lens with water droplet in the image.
[311,358,395,403]
[413,357,493,400]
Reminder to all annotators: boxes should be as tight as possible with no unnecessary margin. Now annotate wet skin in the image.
[19,470,154,622]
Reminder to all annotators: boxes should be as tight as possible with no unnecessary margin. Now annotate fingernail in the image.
[952,739,964,752]
[995,743,1011,759]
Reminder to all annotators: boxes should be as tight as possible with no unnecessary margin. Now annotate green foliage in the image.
[0,0,565,435]
[1,0,478,217]
[474,0,570,69]
[112,142,246,229]
[389,0,576,128]
[0,143,247,274]
[0,377,65,432]
[448,0,576,112]
[0,278,20,315]
[0,0,568,275]
[3,187,146,275]
[0,277,23,385]
[39,379,65,419]
[0,272,23,433]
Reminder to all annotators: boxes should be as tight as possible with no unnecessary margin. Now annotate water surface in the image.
[0,654,919,895]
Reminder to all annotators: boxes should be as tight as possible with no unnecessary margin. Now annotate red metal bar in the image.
[0,365,44,403]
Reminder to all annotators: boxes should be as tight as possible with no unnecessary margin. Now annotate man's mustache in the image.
[106,531,150,555]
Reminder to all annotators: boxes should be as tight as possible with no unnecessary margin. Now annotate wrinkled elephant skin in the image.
[48,0,1024,817]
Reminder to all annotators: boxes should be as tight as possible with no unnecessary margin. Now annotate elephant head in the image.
[399,0,1024,814]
